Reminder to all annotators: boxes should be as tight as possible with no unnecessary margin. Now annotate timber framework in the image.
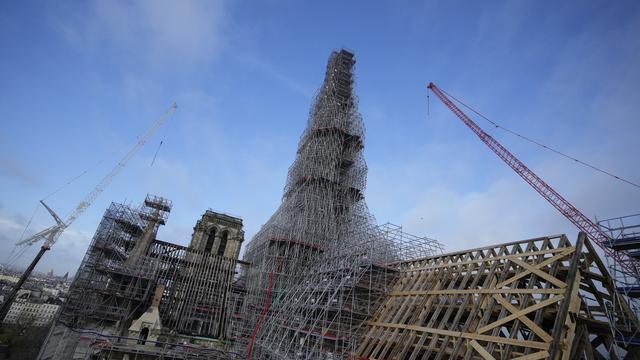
[357,233,640,359]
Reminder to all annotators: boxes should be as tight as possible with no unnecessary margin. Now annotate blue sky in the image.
[1,0,638,275]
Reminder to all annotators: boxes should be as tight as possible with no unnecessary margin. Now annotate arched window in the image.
[204,228,217,253]
[217,231,228,257]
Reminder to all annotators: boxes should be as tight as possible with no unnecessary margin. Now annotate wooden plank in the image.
[389,288,565,296]
[495,247,573,288]
[476,295,564,335]
[367,321,550,350]
[507,258,567,289]
[400,252,481,360]
[491,294,553,343]
[365,256,442,358]
[499,238,556,359]
[391,235,566,267]
[550,233,584,360]
[403,247,573,273]
[453,244,523,358]
[438,246,507,359]
[512,350,550,360]
[560,270,583,360]
[468,339,496,360]
[467,241,533,358]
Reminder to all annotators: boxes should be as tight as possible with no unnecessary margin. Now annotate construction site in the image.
[36,195,248,359]
[0,48,635,360]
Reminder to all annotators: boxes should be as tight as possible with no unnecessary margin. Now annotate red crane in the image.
[427,82,639,278]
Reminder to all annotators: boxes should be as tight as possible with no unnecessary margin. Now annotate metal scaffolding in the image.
[64,195,171,328]
[598,213,640,354]
[39,195,243,359]
[238,49,444,359]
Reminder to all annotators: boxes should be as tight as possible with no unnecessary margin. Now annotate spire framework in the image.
[239,49,443,359]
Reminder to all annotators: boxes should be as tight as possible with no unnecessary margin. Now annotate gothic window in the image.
[217,231,228,257]
[204,228,217,253]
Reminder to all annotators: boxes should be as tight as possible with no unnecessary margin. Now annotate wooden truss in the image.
[356,233,640,359]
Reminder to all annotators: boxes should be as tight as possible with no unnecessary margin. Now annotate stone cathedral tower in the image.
[189,210,244,259]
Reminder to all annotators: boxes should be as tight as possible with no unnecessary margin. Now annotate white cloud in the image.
[399,178,569,251]
[0,216,24,240]
[52,0,229,67]
[0,157,41,186]
[393,144,639,255]
[371,7,640,256]
[231,51,313,98]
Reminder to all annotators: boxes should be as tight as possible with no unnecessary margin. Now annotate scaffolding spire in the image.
[239,49,443,359]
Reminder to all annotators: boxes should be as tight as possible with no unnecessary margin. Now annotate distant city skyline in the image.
[1,0,639,276]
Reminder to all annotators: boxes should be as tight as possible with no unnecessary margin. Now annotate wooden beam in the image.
[468,339,496,360]
[476,295,564,335]
[550,232,584,360]
[389,288,565,296]
[492,294,553,343]
[512,350,551,360]
[496,250,571,289]
[367,321,550,350]
[403,247,574,273]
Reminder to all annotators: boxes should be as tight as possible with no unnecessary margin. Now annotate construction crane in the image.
[426,82,639,279]
[0,103,177,323]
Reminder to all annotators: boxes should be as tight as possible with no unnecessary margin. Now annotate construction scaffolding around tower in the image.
[237,49,445,359]
[39,195,245,359]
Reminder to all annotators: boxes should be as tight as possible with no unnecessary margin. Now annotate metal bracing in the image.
[598,214,640,355]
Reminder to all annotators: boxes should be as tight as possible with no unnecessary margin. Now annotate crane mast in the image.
[427,82,639,278]
[0,103,177,324]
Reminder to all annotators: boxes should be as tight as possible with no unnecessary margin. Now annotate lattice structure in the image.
[357,233,640,359]
[598,213,640,353]
[239,49,444,359]
[65,196,171,327]
[39,196,242,360]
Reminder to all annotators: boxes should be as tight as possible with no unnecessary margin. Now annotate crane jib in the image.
[427,82,639,277]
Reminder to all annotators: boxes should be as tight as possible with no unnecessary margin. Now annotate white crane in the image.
[0,102,177,322]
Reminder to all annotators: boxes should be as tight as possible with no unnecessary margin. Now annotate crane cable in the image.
[6,150,117,267]
[41,147,121,202]
[150,141,163,167]
[9,103,175,259]
[438,87,640,190]
[5,243,30,267]
[150,106,176,167]
[4,203,41,265]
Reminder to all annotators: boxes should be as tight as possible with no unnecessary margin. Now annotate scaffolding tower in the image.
[238,49,444,359]
[65,195,172,329]
[39,196,243,360]
[598,213,640,351]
